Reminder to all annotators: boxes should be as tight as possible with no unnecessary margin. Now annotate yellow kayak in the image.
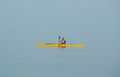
[36,42,85,48]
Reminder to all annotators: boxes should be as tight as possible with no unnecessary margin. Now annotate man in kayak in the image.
[61,37,66,44]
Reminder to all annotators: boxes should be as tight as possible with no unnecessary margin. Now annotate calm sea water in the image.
[0,42,119,77]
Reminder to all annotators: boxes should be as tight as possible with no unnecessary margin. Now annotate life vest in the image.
[61,40,66,44]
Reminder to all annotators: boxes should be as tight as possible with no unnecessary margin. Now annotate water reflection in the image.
[57,49,66,71]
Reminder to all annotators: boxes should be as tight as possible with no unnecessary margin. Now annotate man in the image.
[61,37,66,44]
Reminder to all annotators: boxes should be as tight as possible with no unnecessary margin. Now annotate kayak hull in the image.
[36,43,85,48]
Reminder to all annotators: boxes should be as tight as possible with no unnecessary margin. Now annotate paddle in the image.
[58,36,61,47]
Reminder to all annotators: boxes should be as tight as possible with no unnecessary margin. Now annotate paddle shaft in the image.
[58,36,61,47]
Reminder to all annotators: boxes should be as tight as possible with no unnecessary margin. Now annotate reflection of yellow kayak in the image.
[36,42,85,48]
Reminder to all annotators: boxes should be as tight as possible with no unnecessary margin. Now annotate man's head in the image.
[62,37,64,40]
